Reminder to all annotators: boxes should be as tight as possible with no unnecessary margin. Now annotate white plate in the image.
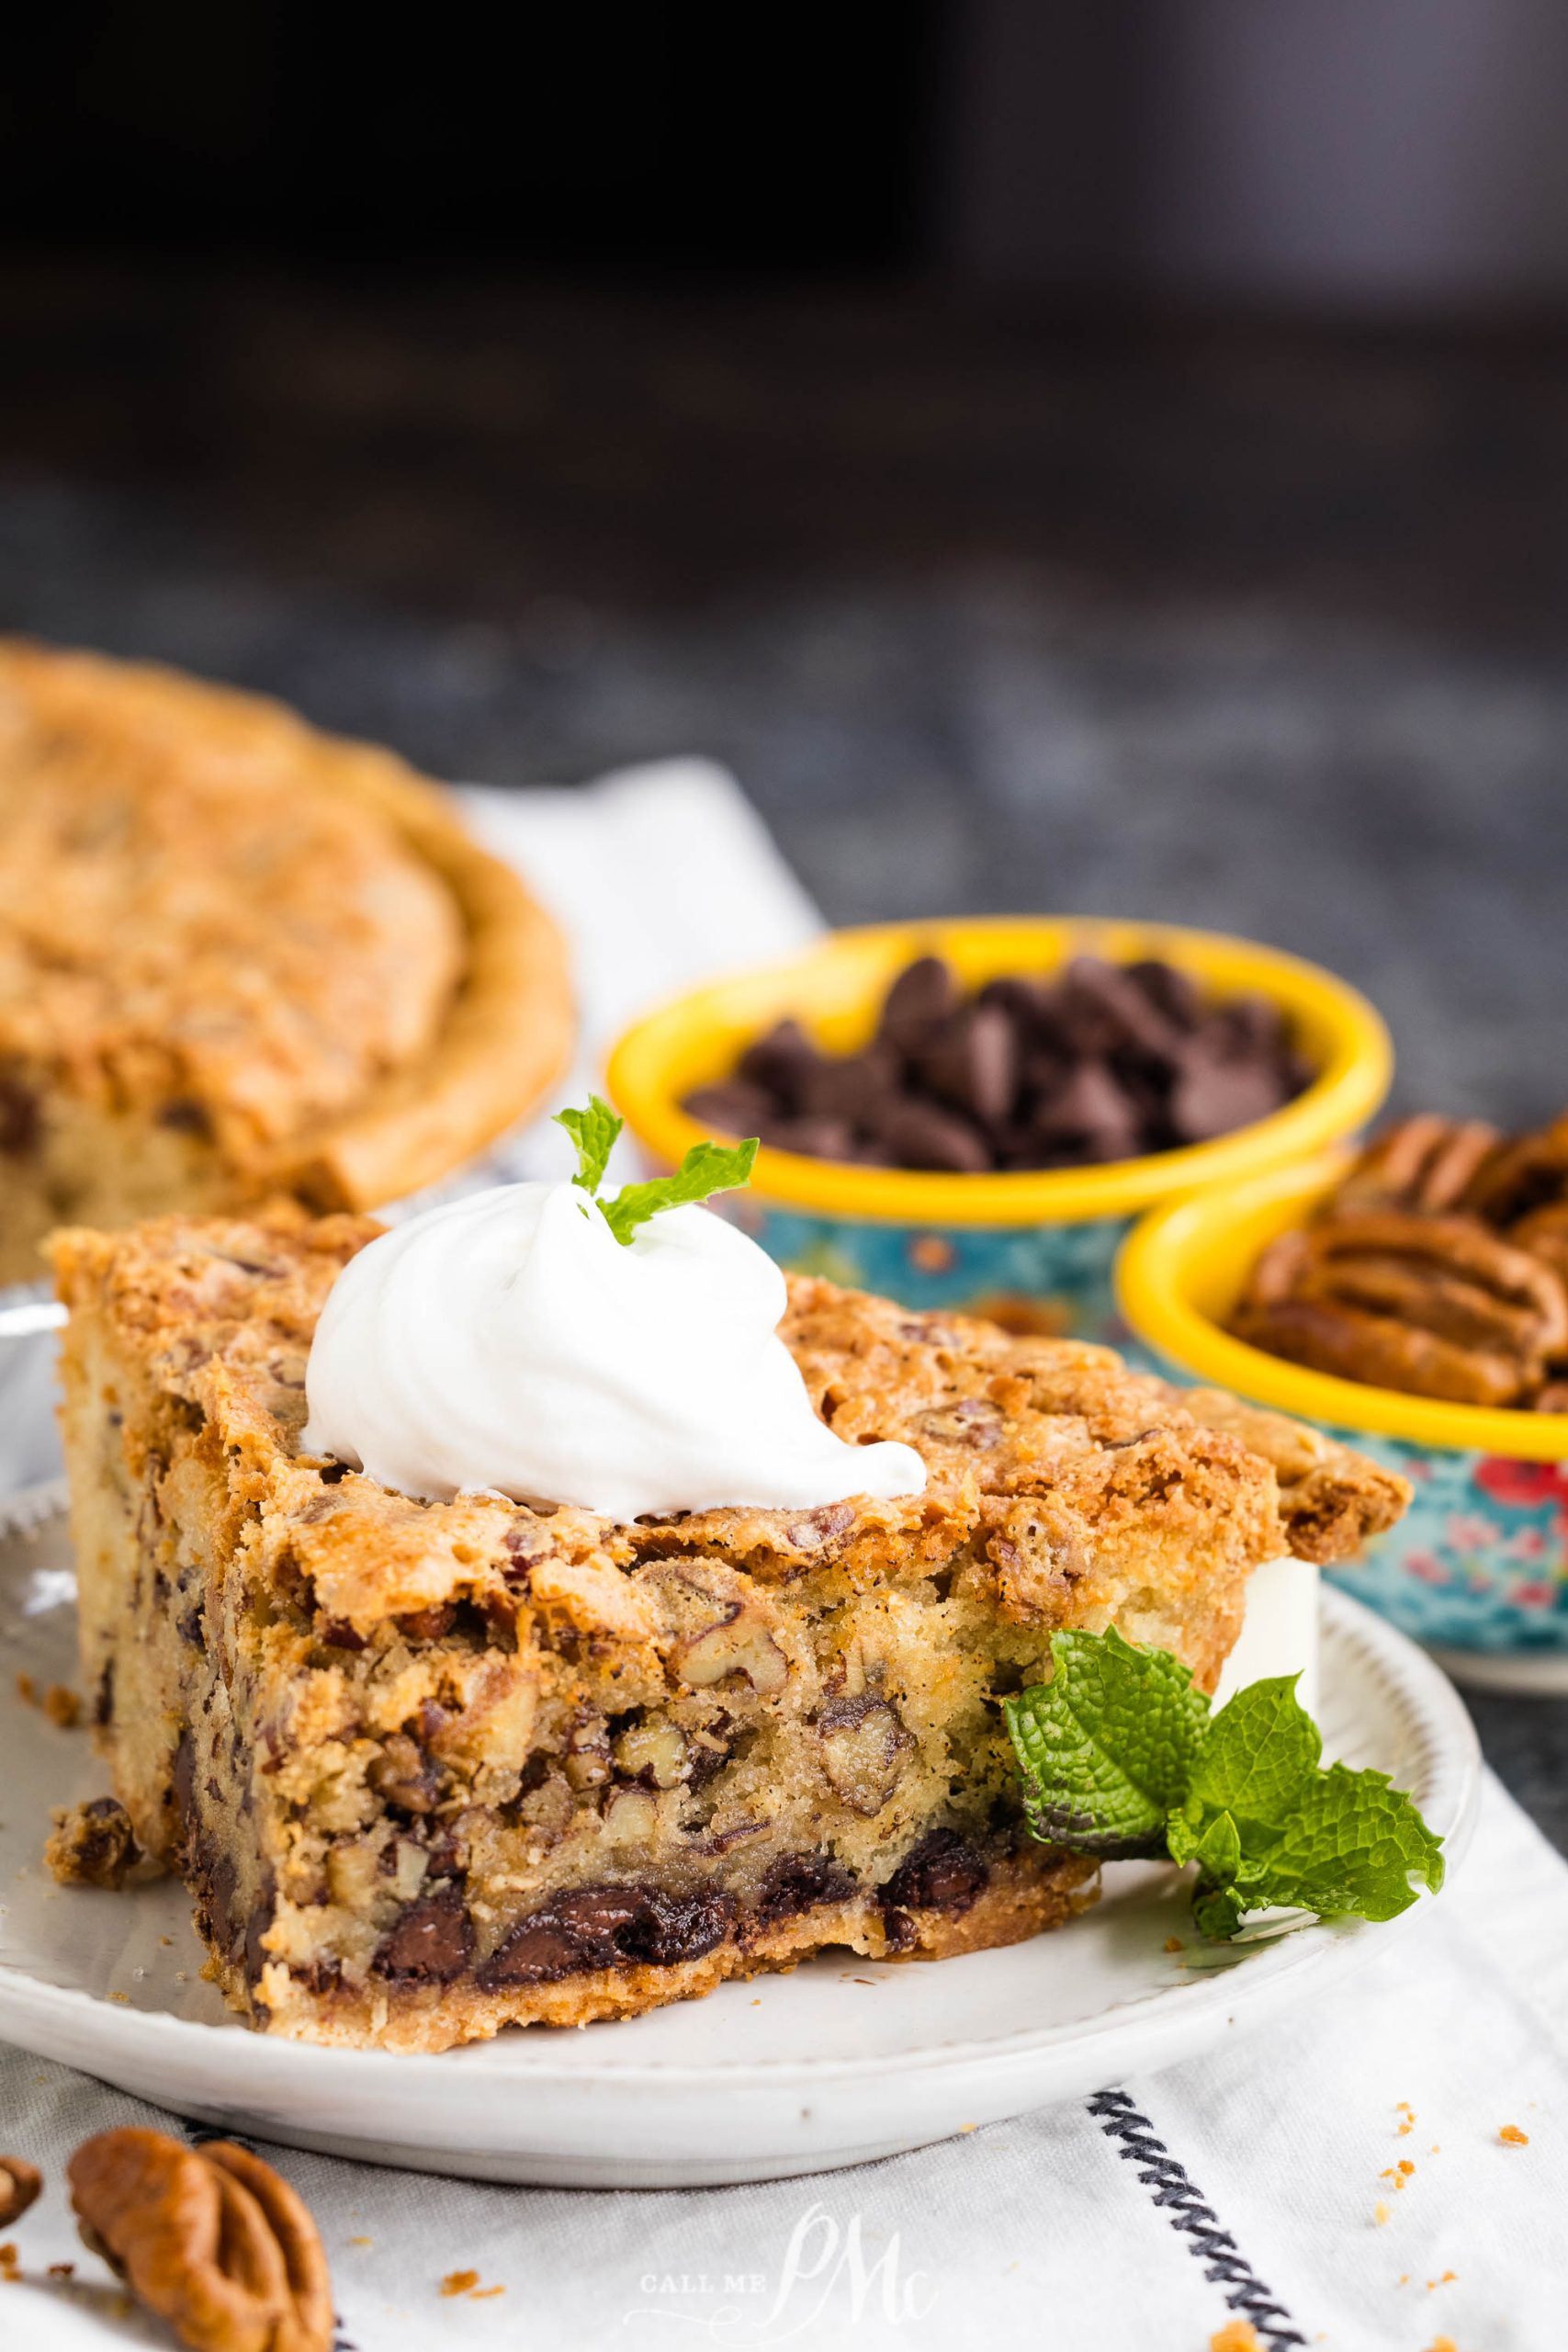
[0,1482,1479,2188]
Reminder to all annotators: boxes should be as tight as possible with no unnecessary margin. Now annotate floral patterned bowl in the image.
[606,917,1391,1344]
[1119,1149,1568,1685]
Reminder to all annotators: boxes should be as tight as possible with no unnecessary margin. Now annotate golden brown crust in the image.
[1157,1385,1411,1565]
[0,639,572,1221]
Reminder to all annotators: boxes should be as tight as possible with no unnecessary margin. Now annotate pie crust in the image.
[0,641,573,1279]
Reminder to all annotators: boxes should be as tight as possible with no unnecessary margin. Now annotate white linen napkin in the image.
[1,762,1562,2351]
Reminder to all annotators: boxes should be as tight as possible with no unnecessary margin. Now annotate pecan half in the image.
[1332,1114,1503,1216]
[818,1694,913,1816]
[1235,1209,1568,1406]
[1511,1198,1568,1294]
[0,2156,39,2226]
[1234,1292,1525,1407]
[674,1602,788,1695]
[1461,1112,1568,1226]
[67,2127,333,2352]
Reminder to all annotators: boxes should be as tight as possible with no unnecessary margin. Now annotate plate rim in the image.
[0,1477,1481,2096]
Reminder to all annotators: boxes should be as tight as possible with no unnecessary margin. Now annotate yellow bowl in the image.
[1119,1148,1568,1463]
[607,917,1391,1340]
[1119,1151,1568,1666]
[608,917,1391,1226]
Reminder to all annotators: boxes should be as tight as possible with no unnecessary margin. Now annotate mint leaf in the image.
[1000,1627,1445,1941]
[600,1134,759,1247]
[1225,1763,1446,1926]
[1192,1879,1248,1940]
[1189,1675,1321,1835]
[1003,1625,1209,1857]
[554,1096,623,1197]
[1168,1804,1240,1876]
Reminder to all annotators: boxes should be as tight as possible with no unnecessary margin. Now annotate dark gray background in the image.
[3,270,1564,1839]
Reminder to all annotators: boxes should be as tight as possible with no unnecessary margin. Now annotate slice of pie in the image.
[50,1205,1406,2051]
[0,642,572,1283]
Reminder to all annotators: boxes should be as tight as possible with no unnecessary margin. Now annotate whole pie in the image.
[0,642,573,1283]
[51,1206,1406,2050]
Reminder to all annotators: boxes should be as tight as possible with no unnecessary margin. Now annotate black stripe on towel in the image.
[1087,2087,1306,2349]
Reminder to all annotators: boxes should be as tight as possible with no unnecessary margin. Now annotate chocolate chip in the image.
[290,1957,343,1996]
[1168,1050,1290,1145]
[94,1660,115,1729]
[764,1114,859,1161]
[738,1018,821,1106]
[170,1730,197,1829]
[1123,958,1201,1032]
[881,1828,989,1917]
[879,1099,992,1173]
[1030,1060,1143,1160]
[797,1042,900,1126]
[877,955,960,1055]
[155,1097,214,1138]
[478,1883,734,1985]
[976,975,1051,1034]
[317,1617,367,1651]
[0,1071,39,1158]
[917,1003,1019,1127]
[753,1849,855,1927]
[243,1895,276,1988]
[373,1884,474,1982]
[685,1718,733,1789]
[1058,957,1184,1062]
[682,1080,773,1138]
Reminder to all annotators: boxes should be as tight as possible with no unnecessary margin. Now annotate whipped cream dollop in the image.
[301,1182,927,1521]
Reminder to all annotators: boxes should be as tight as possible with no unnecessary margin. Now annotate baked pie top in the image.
[51,1205,1409,1649]
[0,642,572,1208]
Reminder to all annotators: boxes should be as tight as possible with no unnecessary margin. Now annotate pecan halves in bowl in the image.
[1234,1210,1568,1407]
[67,2128,333,2352]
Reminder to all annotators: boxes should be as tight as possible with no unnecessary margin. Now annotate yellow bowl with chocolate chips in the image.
[1120,1149,1568,1681]
[608,916,1390,1344]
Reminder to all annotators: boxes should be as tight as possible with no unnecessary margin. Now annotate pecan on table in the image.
[0,2154,40,2225]
[1330,1114,1504,1217]
[1234,1210,1568,1408]
[67,2128,333,2352]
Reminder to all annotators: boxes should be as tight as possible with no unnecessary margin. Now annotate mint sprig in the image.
[555,1097,623,1196]
[551,1095,759,1246]
[1004,1632,1444,1940]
